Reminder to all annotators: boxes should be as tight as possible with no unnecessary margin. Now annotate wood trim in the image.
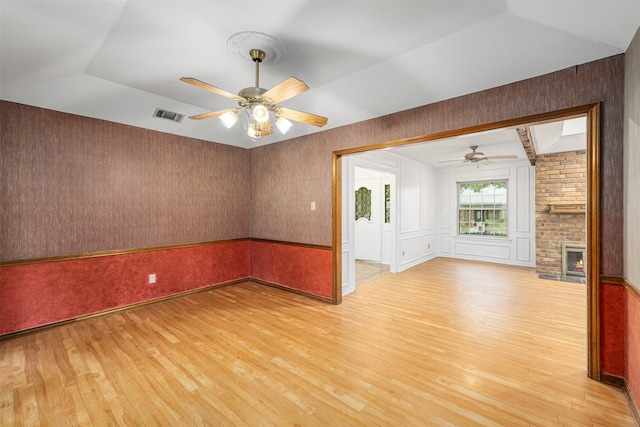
[624,277,640,302]
[587,103,602,381]
[332,153,343,305]
[250,278,334,304]
[601,373,626,388]
[333,105,597,157]
[0,238,249,267]
[0,238,332,268]
[601,374,640,426]
[249,239,332,251]
[0,278,249,340]
[601,275,626,286]
[331,102,603,380]
[599,276,640,302]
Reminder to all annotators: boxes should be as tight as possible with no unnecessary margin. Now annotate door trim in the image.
[332,103,601,380]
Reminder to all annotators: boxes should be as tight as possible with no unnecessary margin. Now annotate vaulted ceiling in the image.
[2,1,639,152]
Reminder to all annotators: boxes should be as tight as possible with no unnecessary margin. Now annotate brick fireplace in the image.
[535,150,587,280]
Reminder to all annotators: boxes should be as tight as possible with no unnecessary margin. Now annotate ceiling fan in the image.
[180,46,327,139]
[438,145,518,165]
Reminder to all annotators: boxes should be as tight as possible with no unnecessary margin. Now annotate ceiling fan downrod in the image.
[250,49,265,88]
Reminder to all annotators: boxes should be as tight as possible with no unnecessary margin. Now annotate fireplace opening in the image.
[562,243,586,277]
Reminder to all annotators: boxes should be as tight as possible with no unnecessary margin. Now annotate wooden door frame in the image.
[332,103,601,380]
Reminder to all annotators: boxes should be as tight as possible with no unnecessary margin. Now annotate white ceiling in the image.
[1,1,639,152]
[388,117,587,168]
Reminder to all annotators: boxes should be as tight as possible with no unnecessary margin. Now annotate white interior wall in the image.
[346,151,438,275]
[398,158,438,271]
[436,161,536,267]
[344,151,535,298]
[354,170,385,263]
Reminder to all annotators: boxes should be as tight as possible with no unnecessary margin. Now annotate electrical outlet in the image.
[311,201,316,211]
[149,274,156,284]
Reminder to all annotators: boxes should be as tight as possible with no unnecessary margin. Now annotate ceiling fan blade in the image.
[438,159,465,163]
[262,77,309,105]
[276,107,328,127]
[180,77,244,102]
[188,108,239,120]
[486,155,518,160]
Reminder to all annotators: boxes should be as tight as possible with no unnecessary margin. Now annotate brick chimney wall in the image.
[535,150,587,276]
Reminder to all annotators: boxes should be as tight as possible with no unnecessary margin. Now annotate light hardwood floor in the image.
[1,258,635,426]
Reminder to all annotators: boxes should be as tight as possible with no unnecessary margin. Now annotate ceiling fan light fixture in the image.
[247,120,270,138]
[219,110,239,128]
[181,32,327,141]
[252,104,269,123]
[276,117,292,134]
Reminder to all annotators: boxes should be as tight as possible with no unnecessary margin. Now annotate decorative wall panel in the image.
[515,166,530,233]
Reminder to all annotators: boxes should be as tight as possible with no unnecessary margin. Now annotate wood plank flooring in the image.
[1,258,635,426]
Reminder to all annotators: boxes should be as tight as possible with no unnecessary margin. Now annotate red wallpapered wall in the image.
[601,283,626,376]
[0,241,251,335]
[627,288,640,412]
[250,240,333,300]
[0,240,334,336]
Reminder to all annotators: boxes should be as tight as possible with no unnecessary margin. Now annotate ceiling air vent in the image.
[153,108,184,123]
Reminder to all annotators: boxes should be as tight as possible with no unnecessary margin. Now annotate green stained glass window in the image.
[355,187,372,221]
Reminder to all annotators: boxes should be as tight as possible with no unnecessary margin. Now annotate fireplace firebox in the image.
[562,243,586,277]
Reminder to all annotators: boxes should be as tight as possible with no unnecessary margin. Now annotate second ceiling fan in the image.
[438,145,518,165]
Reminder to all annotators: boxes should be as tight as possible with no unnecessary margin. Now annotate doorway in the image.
[332,104,601,380]
[354,167,393,286]
[340,157,397,296]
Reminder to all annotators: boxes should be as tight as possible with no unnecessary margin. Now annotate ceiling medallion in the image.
[226,31,286,65]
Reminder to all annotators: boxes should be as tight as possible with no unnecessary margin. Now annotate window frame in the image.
[457,180,509,238]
